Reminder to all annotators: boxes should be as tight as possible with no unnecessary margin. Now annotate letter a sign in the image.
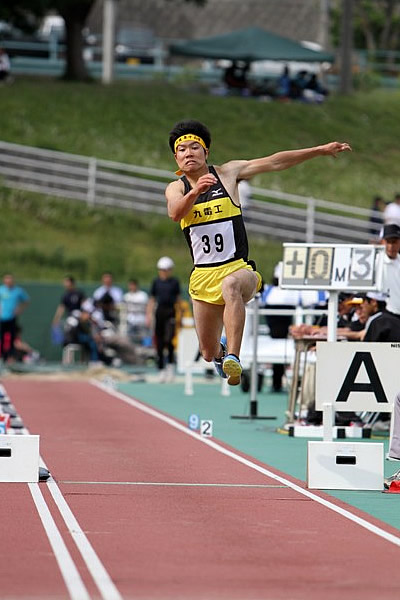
[316,343,400,412]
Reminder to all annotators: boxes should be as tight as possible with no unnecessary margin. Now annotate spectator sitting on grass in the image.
[63,307,102,365]
[304,73,329,101]
[14,326,40,364]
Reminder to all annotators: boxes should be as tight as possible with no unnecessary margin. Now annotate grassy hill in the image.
[0,186,283,289]
[1,77,400,287]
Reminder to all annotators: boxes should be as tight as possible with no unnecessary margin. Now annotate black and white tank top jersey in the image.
[180,166,249,268]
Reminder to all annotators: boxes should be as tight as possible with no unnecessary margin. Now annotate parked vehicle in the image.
[115,26,157,64]
[0,20,47,59]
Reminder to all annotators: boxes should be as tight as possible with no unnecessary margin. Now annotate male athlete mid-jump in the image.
[166,119,351,385]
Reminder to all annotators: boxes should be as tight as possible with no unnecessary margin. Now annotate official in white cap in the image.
[361,291,400,342]
[157,256,175,271]
[146,257,181,382]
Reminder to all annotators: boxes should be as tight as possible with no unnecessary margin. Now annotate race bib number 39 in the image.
[190,221,236,265]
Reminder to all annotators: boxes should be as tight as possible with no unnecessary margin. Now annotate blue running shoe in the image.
[222,354,242,386]
[213,342,227,379]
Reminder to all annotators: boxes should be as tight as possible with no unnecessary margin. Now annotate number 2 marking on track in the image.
[200,420,213,437]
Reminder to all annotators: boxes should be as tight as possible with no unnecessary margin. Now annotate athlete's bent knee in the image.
[221,276,241,302]
[199,342,220,362]
[200,349,214,362]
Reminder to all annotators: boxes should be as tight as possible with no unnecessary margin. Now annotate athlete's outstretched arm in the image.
[234,142,352,180]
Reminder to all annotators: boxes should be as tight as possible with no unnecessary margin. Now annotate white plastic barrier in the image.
[0,435,40,482]
[307,440,384,490]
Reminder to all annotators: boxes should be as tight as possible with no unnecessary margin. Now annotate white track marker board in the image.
[307,441,384,490]
[316,342,399,412]
[0,435,39,482]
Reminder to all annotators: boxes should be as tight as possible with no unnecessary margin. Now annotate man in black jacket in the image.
[146,257,182,383]
[362,291,400,342]
[362,291,400,447]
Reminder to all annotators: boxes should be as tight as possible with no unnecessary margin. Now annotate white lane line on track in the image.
[60,481,287,488]
[28,483,91,600]
[40,459,123,600]
[3,384,122,600]
[91,379,400,548]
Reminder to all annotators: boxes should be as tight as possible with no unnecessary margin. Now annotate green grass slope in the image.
[1,78,399,285]
[0,187,283,287]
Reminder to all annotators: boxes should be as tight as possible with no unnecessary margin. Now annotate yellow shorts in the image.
[189,259,263,305]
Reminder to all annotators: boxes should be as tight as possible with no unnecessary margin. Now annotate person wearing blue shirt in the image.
[0,274,29,362]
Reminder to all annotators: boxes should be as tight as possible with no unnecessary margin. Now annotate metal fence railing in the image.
[0,140,373,243]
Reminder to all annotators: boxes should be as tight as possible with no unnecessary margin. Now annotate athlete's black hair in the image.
[168,120,211,153]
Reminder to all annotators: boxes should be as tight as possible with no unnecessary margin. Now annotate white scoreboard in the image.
[280,244,384,291]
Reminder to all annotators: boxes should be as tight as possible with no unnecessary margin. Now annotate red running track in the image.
[1,379,400,600]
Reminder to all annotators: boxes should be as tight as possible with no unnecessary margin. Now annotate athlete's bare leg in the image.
[192,268,258,364]
[192,300,224,362]
[221,268,259,357]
